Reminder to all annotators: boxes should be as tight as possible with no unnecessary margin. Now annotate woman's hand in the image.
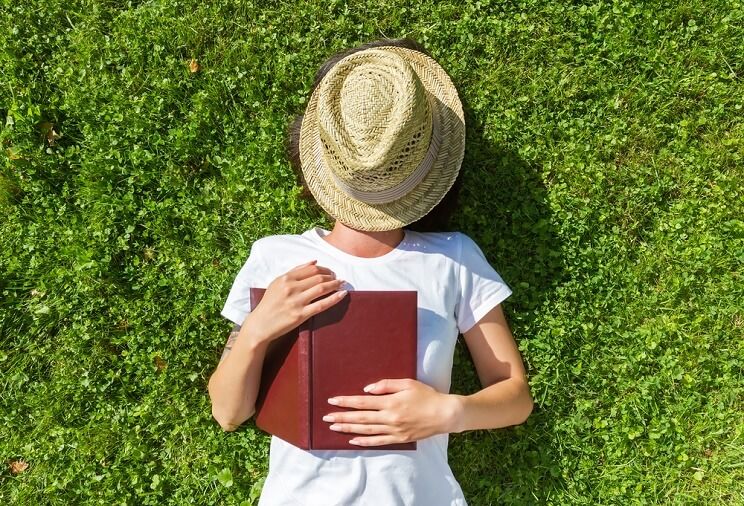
[250,259,347,343]
[321,378,462,446]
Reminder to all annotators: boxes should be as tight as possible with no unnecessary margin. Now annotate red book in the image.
[249,287,418,451]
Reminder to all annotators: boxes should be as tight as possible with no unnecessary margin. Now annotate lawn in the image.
[1,0,742,504]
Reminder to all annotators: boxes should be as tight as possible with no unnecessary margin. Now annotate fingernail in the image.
[322,415,335,422]
[329,424,341,431]
[349,439,360,445]
[338,290,348,297]
[363,383,375,393]
[328,398,339,405]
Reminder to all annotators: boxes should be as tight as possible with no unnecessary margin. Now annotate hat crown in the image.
[317,48,434,192]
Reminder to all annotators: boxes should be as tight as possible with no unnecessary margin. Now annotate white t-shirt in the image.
[220,226,512,506]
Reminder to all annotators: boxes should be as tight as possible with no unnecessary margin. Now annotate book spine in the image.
[299,317,312,449]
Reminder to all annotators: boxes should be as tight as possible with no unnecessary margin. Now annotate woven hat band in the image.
[327,93,443,204]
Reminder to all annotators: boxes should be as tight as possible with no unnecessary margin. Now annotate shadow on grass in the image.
[448,96,567,504]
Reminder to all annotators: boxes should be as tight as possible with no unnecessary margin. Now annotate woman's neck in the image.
[322,221,405,258]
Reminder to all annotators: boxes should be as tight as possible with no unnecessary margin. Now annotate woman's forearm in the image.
[207,314,274,431]
[447,378,534,433]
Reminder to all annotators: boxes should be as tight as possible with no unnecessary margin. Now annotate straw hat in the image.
[298,45,465,231]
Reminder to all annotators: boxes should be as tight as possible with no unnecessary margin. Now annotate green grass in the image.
[1,0,742,504]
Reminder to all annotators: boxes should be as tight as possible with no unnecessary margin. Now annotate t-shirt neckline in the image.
[305,226,410,264]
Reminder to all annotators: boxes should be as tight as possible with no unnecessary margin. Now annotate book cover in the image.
[250,287,418,451]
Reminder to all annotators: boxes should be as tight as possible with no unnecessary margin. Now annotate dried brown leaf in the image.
[9,459,29,474]
[154,355,167,371]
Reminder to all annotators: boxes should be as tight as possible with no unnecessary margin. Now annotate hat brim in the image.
[299,46,465,232]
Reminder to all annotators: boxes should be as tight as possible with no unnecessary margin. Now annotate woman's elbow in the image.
[215,415,238,432]
[211,404,254,432]
[208,381,254,431]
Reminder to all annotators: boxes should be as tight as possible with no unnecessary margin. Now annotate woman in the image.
[208,37,533,506]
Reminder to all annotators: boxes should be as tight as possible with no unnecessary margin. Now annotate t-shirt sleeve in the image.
[455,232,513,334]
[220,239,270,326]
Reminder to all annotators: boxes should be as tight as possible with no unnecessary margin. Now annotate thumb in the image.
[363,378,413,394]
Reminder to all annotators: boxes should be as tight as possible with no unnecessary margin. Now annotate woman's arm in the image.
[319,303,533,446]
[208,260,347,432]
[447,304,534,433]
[207,316,275,431]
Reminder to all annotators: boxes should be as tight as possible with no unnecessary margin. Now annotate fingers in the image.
[302,286,348,318]
[284,261,346,320]
[294,273,338,293]
[323,410,384,425]
[326,394,378,410]
[363,378,415,394]
[286,261,335,281]
[302,278,346,304]
[328,423,390,435]
[347,435,402,446]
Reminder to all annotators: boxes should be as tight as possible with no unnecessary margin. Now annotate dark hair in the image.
[285,37,463,233]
